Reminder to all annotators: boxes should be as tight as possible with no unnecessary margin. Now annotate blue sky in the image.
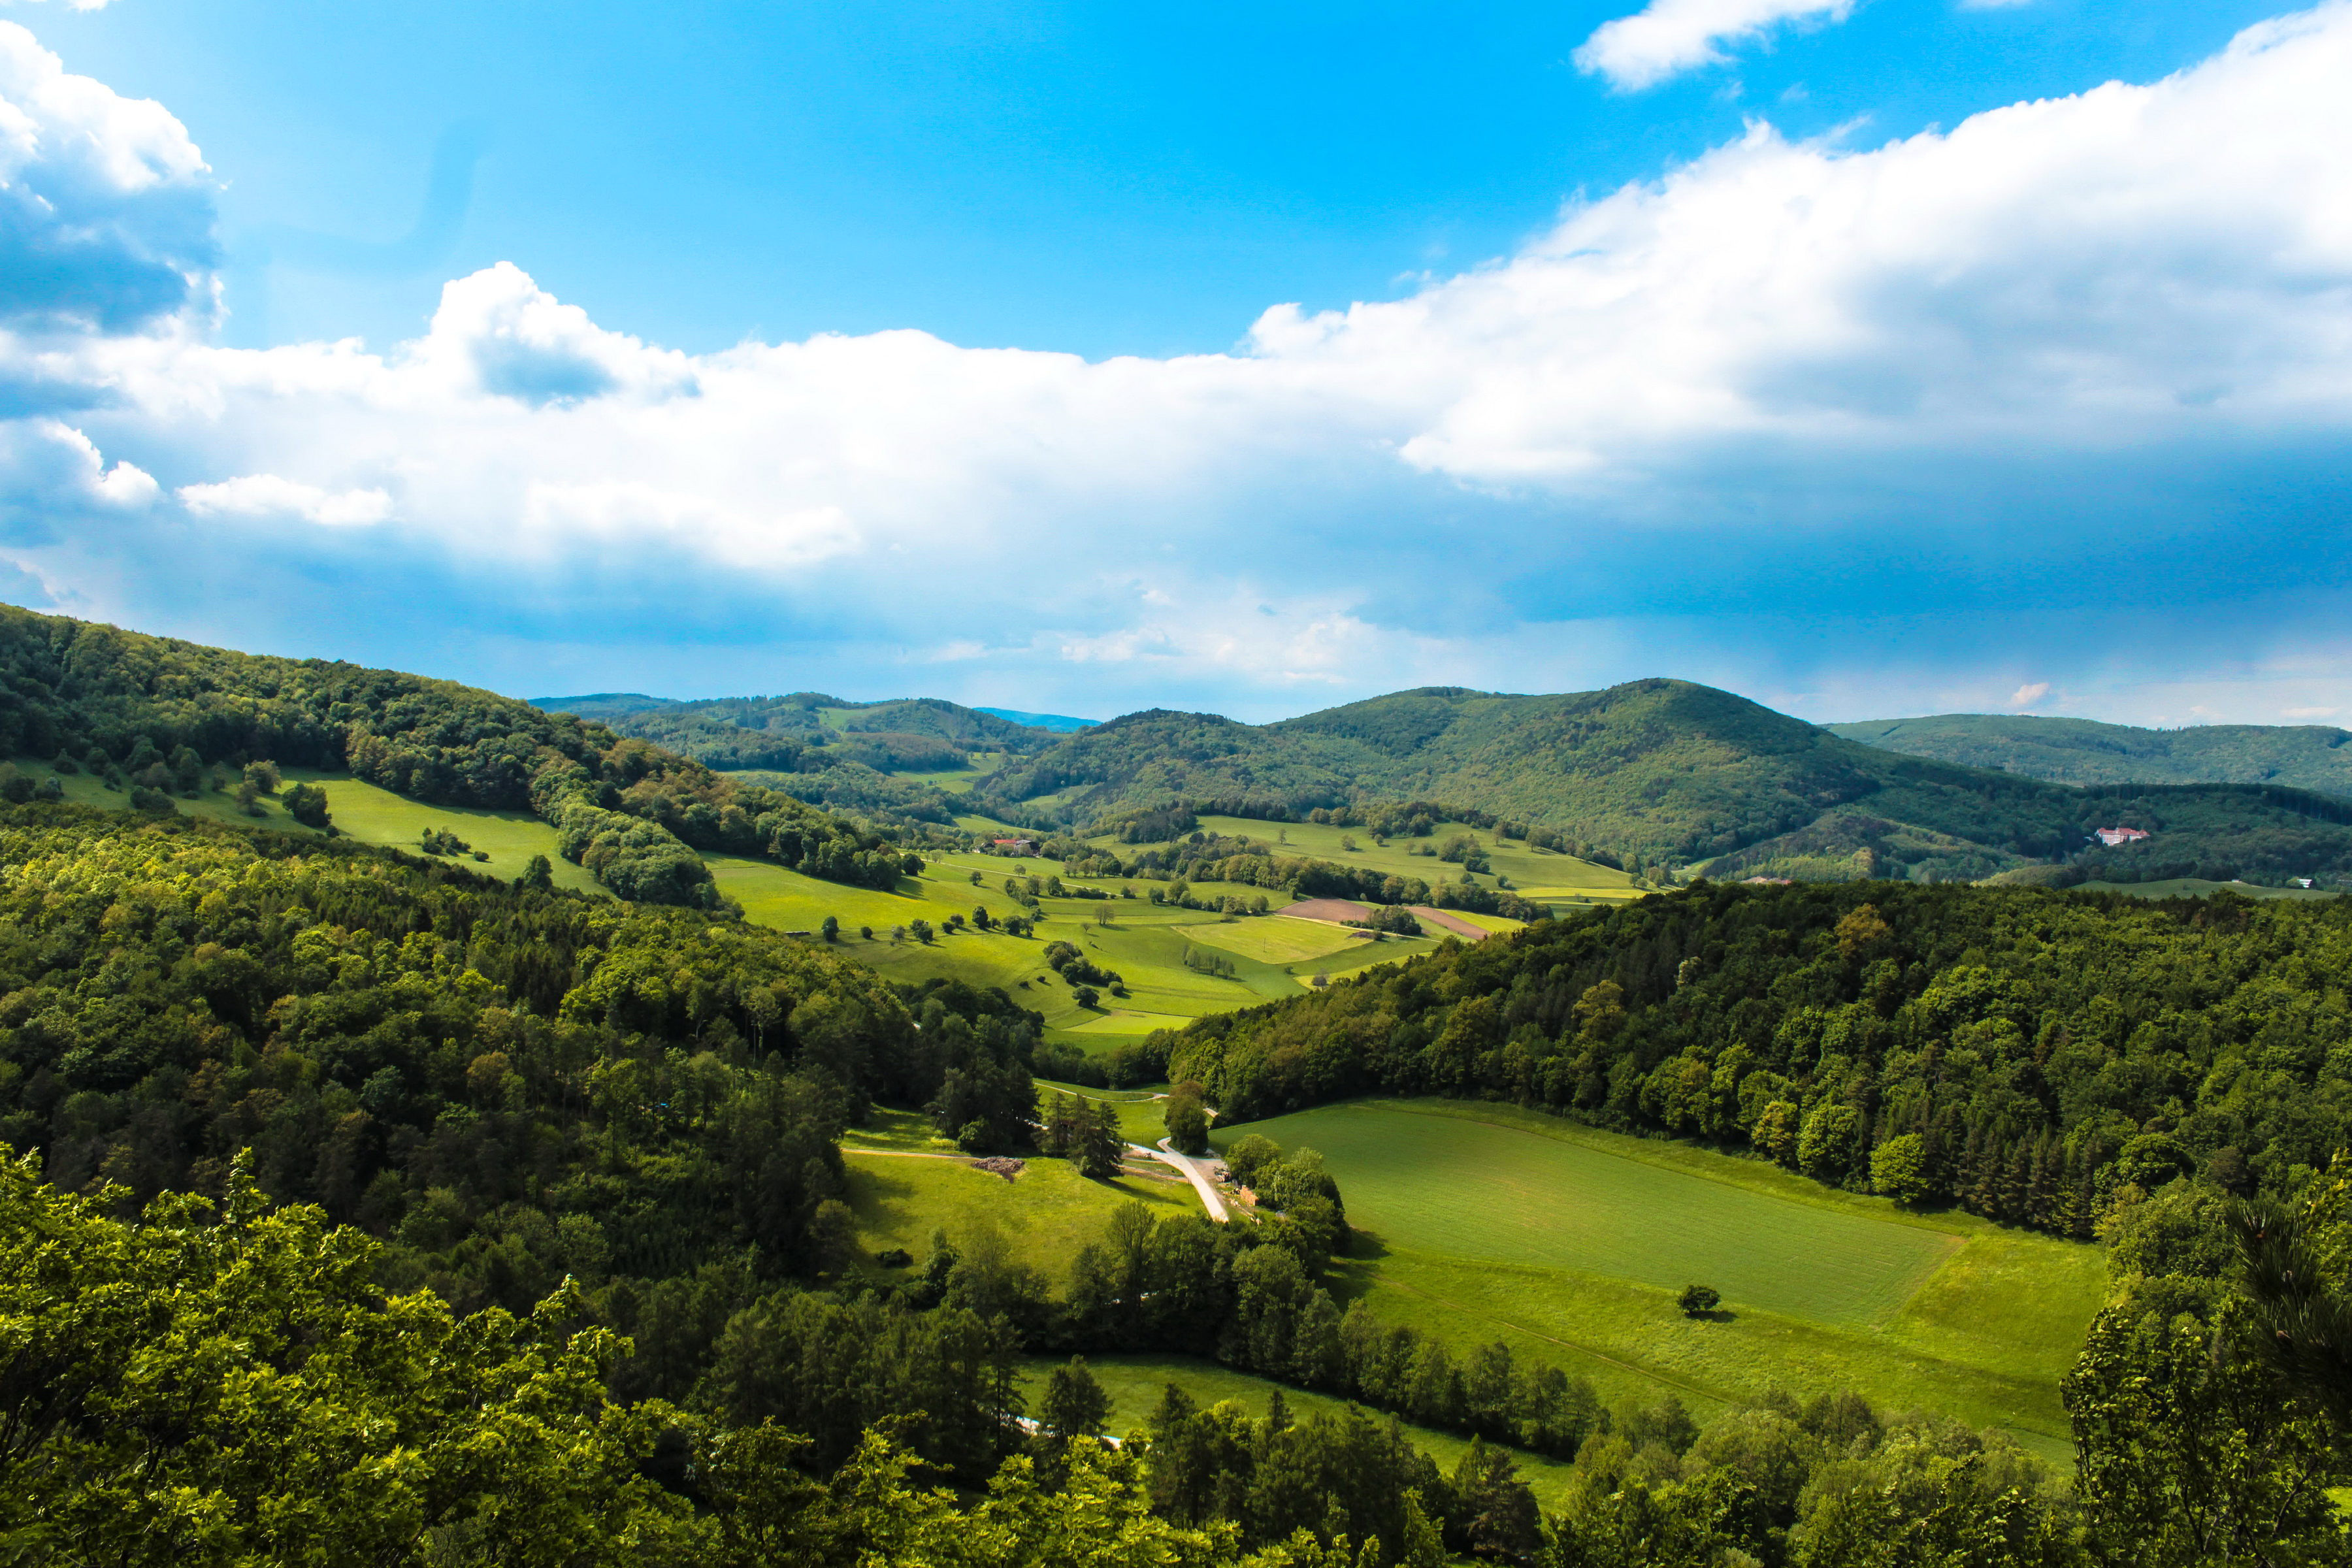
[1,0,2347,726]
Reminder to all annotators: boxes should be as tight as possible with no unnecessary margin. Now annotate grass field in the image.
[1015,1352,1583,1510]
[1213,1101,2107,1462]
[2073,877,2339,900]
[15,760,1474,1043]
[1033,1081,1173,1146]
[1095,815,1645,910]
[15,762,604,893]
[841,1147,1198,1284]
[710,845,1444,1048]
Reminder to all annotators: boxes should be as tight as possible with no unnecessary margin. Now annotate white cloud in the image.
[178,474,393,527]
[2010,681,2051,707]
[2283,705,2341,719]
[5,8,2352,714]
[1575,0,1854,91]
[0,3,120,13]
[0,22,214,335]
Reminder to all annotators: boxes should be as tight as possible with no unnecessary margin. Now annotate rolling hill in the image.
[972,680,2352,887]
[531,691,1073,825]
[1827,712,2352,796]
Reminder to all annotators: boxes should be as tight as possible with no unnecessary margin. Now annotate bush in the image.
[1678,1284,1722,1316]
[1870,1132,1932,1206]
[282,782,331,830]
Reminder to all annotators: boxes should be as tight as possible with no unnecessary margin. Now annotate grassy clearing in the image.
[2073,877,2338,901]
[1096,815,1644,910]
[1213,1100,2106,1463]
[1183,915,1373,966]
[16,762,602,893]
[1015,1352,1583,1511]
[843,1106,962,1154]
[842,1149,1198,1285]
[711,845,1441,1048]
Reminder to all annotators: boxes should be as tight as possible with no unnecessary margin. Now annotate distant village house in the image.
[2091,826,2151,847]
[990,838,1037,855]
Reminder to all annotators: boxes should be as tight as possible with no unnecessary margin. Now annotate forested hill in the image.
[975,680,2352,888]
[531,690,1070,823]
[1168,879,2352,1237]
[0,604,933,909]
[1828,712,2352,796]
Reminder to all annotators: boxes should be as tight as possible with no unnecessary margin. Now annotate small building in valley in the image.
[2091,826,2151,847]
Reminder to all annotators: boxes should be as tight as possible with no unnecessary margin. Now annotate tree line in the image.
[0,603,947,908]
[1165,879,2352,1237]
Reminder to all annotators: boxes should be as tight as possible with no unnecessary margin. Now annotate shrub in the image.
[1678,1284,1722,1316]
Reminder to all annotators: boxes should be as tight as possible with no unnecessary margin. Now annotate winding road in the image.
[1139,1137,1229,1222]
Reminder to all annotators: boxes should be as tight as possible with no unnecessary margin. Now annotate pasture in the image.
[1014,1352,1582,1511]
[2073,877,2338,900]
[841,1146,1197,1282]
[1034,1080,1173,1145]
[1096,813,1645,909]
[16,762,603,892]
[713,843,1441,1047]
[1215,1100,2107,1460]
[21,757,1469,1043]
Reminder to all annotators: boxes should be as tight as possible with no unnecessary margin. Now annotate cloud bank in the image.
[1575,0,1856,91]
[3,10,2351,722]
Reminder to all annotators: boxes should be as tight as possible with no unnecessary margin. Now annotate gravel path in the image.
[1144,1138,1230,1221]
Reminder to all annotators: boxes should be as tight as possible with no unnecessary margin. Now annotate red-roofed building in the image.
[2093,826,2150,847]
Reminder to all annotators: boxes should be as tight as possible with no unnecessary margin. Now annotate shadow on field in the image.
[1343,1228,1392,1261]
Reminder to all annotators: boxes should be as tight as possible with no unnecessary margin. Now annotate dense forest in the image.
[1167,879,2352,1237]
[0,605,942,907]
[14,1022,2350,1564]
[973,683,2352,889]
[1829,711,2352,796]
[543,689,1066,825]
[4,791,2350,1562]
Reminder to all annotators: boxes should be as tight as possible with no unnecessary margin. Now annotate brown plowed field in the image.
[1278,898,1373,924]
[1409,906,1489,939]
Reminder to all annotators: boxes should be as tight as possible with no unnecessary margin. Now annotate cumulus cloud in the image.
[5,8,2352,717]
[0,22,214,335]
[1575,0,1854,91]
[2010,682,2051,708]
[179,474,393,527]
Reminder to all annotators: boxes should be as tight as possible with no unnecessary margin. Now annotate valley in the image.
[3,602,2346,1565]
[1215,1102,2104,1463]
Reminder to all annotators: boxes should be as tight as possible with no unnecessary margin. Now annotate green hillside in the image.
[528,690,1074,828]
[0,602,958,913]
[1217,1100,2104,1460]
[1829,711,2352,795]
[977,680,2352,889]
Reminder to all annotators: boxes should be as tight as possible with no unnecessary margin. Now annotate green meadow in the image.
[24,759,1446,1040]
[840,1143,1198,1282]
[1015,1352,1583,1511]
[1215,1100,2108,1463]
[1033,1081,1174,1146]
[16,762,602,893]
[1091,813,1644,909]
[708,843,1445,1046]
[2072,877,2338,901]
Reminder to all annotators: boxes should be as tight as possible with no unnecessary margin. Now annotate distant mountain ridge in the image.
[974,706,1097,732]
[530,690,1073,825]
[1825,712,2352,796]
[967,681,2352,889]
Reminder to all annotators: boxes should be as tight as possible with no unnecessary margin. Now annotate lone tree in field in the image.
[1678,1284,1721,1317]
